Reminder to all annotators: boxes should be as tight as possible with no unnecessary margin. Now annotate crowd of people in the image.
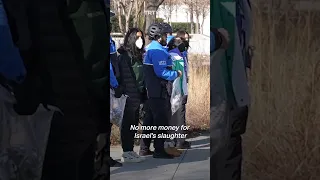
[107,14,192,166]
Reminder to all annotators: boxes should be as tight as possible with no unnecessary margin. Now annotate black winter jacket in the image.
[117,46,146,108]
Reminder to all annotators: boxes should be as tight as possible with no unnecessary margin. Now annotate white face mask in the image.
[135,38,143,49]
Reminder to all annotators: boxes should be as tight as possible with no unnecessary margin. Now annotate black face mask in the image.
[177,43,186,52]
[183,40,189,51]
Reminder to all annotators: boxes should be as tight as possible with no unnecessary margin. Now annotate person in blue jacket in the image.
[139,23,182,159]
[103,13,124,168]
[0,0,26,84]
[167,30,192,149]
[110,35,120,79]
[161,22,174,46]
[106,25,123,167]
[110,62,118,88]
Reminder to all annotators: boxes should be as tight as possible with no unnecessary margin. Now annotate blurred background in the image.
[243,1,320,179]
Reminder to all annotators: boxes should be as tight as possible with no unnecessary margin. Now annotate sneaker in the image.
[176,141,191,149]
[165,147,182,157]
[139,150,154,156]
[106,157,122,167]
[121,151,145,163]
[153,151,174,159]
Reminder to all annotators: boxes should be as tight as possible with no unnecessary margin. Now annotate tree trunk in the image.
[195,13,200,34]
[190,5,194,34]
[119,0,134,34]
[144,0,164,44]
[200,7,207,34]
[168,0,172,24]
[201,13,205,34]
[136,0,145,30]
[144,13,156,45]
[175,5,178,22]
[134,1,139,27]
[117,2,124,34]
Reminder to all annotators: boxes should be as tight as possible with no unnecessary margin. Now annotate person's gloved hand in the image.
[140,88,148,103]
[114,85,124,98]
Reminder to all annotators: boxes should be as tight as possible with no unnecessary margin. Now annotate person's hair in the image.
[123,28,145,60]
[175,29,190,50]
[167,37,183,51]
[176,30,186,40]
[185,31,190,40]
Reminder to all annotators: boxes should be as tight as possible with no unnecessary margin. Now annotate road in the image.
[110,135,210,180]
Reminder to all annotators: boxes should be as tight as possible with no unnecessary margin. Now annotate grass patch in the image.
[243,1,320,179]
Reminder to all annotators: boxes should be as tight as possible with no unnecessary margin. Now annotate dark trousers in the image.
[210,105,248,180]
[140,98,169,153]
[103,123,112,155]
[93,99,111,178]
[41,112,96,180]
[121,105,140,152]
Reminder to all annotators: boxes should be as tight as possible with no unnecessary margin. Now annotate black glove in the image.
[140,88,148,103]
[114,85,124,98]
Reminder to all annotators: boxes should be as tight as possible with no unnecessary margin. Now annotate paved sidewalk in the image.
[110,135,210,180]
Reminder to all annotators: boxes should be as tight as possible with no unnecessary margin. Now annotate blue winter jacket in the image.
[144,41,177,80]
[0,0,26,83]
[143,40,178,98]
[210,31,215,53]
[110,62,118,88]
[110,36,118,88]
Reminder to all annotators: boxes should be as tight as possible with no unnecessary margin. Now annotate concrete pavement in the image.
[110,135,210,180]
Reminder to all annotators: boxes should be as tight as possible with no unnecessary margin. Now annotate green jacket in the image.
[211,0,236,106]
[211,0,251,107]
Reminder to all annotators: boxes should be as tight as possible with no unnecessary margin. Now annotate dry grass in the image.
[186,54,210,130]
[110,53,210,145]
[243,2,320,179]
